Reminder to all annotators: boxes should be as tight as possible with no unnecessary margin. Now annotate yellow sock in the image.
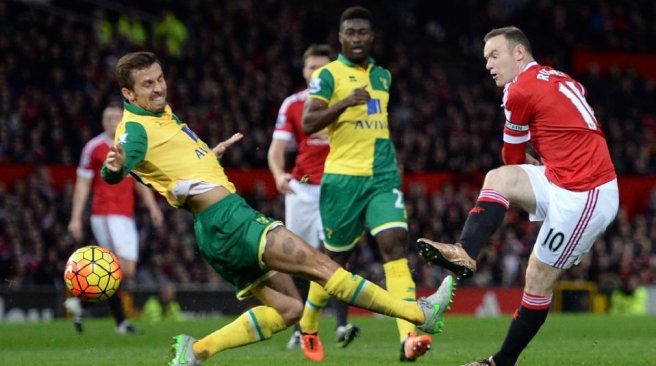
[384,258,417,342]
[192,306,286,360]
[299,281,330,333]
[323,267,423,324]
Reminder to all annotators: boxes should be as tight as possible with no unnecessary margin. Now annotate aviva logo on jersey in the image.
[367,98,382,115]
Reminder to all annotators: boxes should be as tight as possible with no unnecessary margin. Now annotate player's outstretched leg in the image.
[264,227,457,335]
[417,238,476,278]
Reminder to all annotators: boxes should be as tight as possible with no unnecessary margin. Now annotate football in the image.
[64,246,123,302]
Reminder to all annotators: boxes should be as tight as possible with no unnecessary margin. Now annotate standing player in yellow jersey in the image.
[102,51,455,366]
[300,6,452,362]
[268,44,361,351]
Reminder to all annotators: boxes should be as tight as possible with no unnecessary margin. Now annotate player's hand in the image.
[275,173,295,195]
[105,143,126,172]
[68,219,83,242]
[213,133,244,158]
[525,153,541,165]
[343,85,370,107]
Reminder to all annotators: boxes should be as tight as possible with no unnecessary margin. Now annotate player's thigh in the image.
[285,180,322,248]
[90,215,138,262]
[533,179,619,270]
[193,194,281,300]
[320,173,368,253]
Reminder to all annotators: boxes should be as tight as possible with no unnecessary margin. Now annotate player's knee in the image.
[281,298,304,326]
[483,166,520,194]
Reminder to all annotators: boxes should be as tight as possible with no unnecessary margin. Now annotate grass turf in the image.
[0,314,654,365]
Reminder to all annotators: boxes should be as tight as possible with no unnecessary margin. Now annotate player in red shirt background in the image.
[267,44,360,355]
[65,105,164,334]
[418,26,619,366]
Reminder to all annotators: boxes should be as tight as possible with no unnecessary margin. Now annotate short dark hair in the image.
[484,26,532,55]
[116,51,160,89]
[303,44,333,62]
[339,6,373,28]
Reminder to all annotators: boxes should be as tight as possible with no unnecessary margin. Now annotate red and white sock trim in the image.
[521,292,552,310]
[477,189,510,210]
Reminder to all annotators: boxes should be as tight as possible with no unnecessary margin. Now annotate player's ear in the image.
[121,87,134,102]
[514,44,527,62]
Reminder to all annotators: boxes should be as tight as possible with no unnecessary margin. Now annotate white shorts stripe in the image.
[555,189,599,268]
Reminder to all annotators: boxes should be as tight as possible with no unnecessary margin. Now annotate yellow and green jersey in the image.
[308,54,397,176]
[101,101,235,207]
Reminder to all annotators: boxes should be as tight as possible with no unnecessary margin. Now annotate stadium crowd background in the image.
[0,0,654,301]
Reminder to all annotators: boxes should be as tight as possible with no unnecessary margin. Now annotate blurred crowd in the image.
[0,0,655,294]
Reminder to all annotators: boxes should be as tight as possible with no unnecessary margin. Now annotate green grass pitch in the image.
[1,314,655,365]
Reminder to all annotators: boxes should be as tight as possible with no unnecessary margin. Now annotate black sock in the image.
[493,303,549,366]
[333,298,348,328]
[459,190,509,259]
[107,291,126,325]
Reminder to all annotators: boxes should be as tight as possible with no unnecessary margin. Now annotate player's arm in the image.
[501,85,539,165]
[102,122,147,184]
[68,175,92,242]
[301,68,370,135]
[267,137,294,194]
[135,183,163,228]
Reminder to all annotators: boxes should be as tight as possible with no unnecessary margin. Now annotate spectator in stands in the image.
[609,272,648,316]
[141,282,184,323]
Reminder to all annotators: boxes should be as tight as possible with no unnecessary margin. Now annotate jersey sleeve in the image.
[77,142,95,179]
[102,122,148,184]
[308,68,334,103]
[272,95,295,142]
[502,84,532,145]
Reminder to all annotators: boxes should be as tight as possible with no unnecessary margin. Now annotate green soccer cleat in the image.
[169,334,201,366]
[417,275,456,334]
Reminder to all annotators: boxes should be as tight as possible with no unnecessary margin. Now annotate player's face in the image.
[339,19,374,65]
[484,35,521,87]
[102,107,123,139]
[122,62,168,114]
[303,55,331,84]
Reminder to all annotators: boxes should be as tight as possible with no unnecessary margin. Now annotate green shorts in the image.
[193,194,282,299]
[320,172,408,252]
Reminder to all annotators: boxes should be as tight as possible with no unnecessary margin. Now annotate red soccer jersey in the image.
[502,62,616,191]
[272,89,330,185]
[77,133,135,216]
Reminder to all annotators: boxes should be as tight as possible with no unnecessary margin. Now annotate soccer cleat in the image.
[64,297,83,334]
[400,332,432,361]
[287,330,302,349]
[116,320,143,335]
[335,323,360,348]
[461,356,518,366]
[417,238,476,278]
[417,275,456,334]
[301,332,325,362]
[168,334,201,366]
